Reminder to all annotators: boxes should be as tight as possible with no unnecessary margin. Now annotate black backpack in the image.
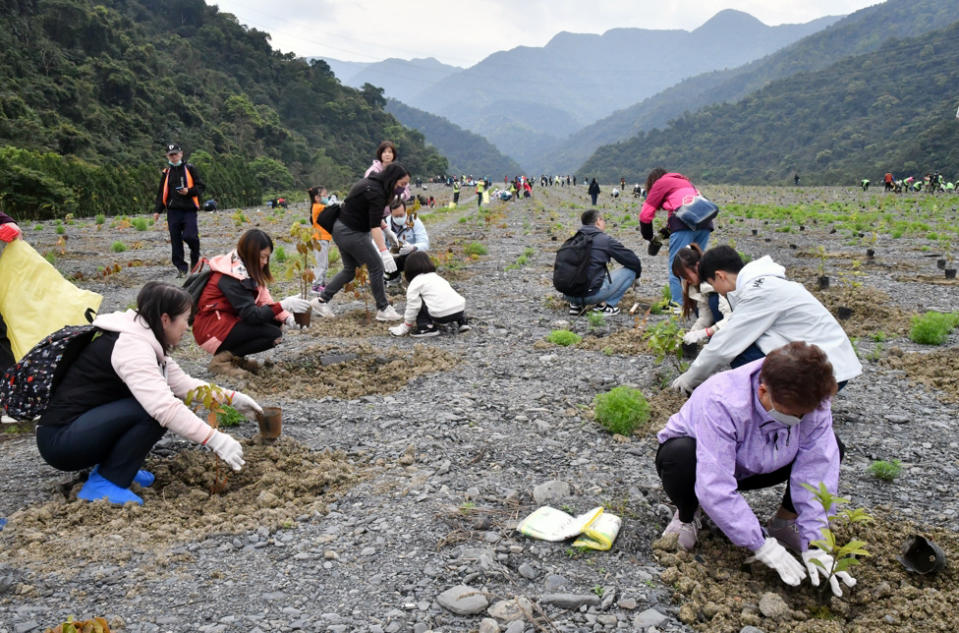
[553,230,598,297]
[1,325,100,421]
[182,258,212,324]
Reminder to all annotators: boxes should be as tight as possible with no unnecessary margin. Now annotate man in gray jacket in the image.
[671,246,861,393]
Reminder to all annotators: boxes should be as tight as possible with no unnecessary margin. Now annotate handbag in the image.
[674,195,719,231]
[315,202,341,233]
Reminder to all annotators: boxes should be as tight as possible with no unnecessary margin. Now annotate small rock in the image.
[758,592,790,620]
[740,626,766,633]
[618,597,638,610]
[504,622,525,633]
[599,586,616,610]
[633,608,668,629]
[597,614,618,626]
[436,584,489,615]
[543,573,568,591]
[532,480,571,504]
[14,622,40,633]
[487,597,532,622]
[518,562,538,580]
[539,593,600,610]
[478,618,500,633]
[256,490,280,507]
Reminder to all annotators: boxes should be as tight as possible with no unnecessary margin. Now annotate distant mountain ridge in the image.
[318,56,462,105]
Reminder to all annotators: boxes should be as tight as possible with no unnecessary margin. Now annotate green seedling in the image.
[866,459,901,482]
[800,482,873,598]
[33,223,43,231]
[593,386,650,435]
[55,223,65,235]
[908,311,959,345]
[464,241,487,257]
[587,311,605,329]
[95,214,105,225]
[591,585,604,597]
[644,317,684,368]
[110,241,127,253]
[132,217,149,231]
[274,246,287,263]
[547,329,581,346]
[216,404,245,428]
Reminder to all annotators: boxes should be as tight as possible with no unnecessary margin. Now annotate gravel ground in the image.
[1,185,957,633]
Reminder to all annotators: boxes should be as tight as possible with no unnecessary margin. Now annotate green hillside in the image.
[548,0,956,176]
[0,0,447,218]
[386,99,524,177]
[581,19,959,185]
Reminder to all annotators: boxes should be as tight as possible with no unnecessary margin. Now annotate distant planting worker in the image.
[860,178,870,191]
[656,341,857,598]
[154,143,205,277]
[669,246,861,394]
[476,178,485,208]
[308,185,332,294]
[452,180,461,205]
[560,209,642,316]
[588,178,600,205]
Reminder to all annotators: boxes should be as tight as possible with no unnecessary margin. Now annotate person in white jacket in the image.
[36,281,262,505]
[389,251,469,338]
[671,247,862,393]
[671,243,731,344]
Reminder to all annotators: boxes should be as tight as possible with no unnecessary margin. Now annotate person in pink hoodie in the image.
[640,168,714,305]
[36,281,262,505]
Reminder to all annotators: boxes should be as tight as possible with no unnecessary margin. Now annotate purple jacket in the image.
[657,359,839,551]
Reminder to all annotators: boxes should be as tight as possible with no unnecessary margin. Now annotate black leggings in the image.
[0,312,14,372]
[218,321,282,357]
[655,433,846,523]
[416,306,468,329]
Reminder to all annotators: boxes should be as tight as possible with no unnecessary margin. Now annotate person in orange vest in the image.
[154,143,205,277]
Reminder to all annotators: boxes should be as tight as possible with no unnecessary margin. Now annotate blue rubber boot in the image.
[77,472,143,505]
[133,470,155,488]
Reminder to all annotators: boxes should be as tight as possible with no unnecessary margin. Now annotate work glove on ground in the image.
[398,243,416,256]
[670,373,695,394]
[683,328,710,345]
[0,222,21,242]
[389,322,411,337]
[380,249,397,273]
[205,430,245,471]
[229,390,263,419]
[749,537,806,586]
[803,549,857,597]
[280,295,310,313]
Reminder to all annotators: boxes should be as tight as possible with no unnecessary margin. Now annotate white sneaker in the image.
[375,305,402,321]
[310,297,335,318]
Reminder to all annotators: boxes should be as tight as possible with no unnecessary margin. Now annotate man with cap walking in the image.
[154,143,205,277]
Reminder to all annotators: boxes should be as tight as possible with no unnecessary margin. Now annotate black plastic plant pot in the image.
[946,268,957,280]
[937,258,946,269]
[789,244,797,250]
[751,229,758,236]
[648,239,663,256]
[817,276,830,290]
[836,306,853,320]
[898,535,946,575]
[866,249,875,258]
[799,225,805,231]
[681,343,698,360]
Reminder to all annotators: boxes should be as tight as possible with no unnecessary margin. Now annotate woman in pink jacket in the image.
[36,282,262,505]
[640,168,713,305]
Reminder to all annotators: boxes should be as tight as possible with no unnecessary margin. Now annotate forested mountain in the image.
[0,0,447,218]
[385,99,523,178]
[323,57,462,106]
[402,10,840,171]
[579,18,959,184]
[547,0,957,175]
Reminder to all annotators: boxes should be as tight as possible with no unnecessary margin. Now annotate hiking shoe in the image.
[375,305,402,321]
[410,326,440,338]
[594,304,621,315]
[310,297,335,318]
[662,509,700,551]
[77,472,143,506]
[569,302,585,315]
[767,515,802,554]
[310,283,325,295]
[458,322,472,333]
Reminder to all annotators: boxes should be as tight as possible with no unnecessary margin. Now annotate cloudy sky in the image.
[210,0,880,67]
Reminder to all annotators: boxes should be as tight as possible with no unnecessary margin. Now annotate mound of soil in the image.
[880,347,959,403]
[244,342,459,400]
[0,438,357,570]
[810,284,914,337]
[653,514,957,632]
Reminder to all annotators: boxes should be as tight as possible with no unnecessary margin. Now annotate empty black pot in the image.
[836,306,853,320]
[817,276,830,290]
[937,258,946,269]
[898,535,946,575]
[946,268,957,280]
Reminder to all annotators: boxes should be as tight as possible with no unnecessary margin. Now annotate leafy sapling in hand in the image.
[800,482,873,598]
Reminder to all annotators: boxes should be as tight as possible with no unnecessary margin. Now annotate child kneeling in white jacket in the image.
[390,251,470,337]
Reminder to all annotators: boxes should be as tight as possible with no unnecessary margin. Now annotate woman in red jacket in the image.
[193,229,310,378]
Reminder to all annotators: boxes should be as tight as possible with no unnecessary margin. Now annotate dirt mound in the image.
[647,390,690,431]
[653,514,958,632]
[880,347,959,403]
[0,438,358,570]
[810,284,914,337]
[244,342,459,400]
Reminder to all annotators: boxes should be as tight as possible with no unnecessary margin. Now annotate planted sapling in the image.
[592,386,650,435]
[547,329,581,346]
[866,459,901,481]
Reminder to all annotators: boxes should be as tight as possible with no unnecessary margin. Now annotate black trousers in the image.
[416,306,467,329]
[36,398,167,488]
[0,312,14,372]
[655,433,846,523]
[217,321,282,357]
[168,208,200,273]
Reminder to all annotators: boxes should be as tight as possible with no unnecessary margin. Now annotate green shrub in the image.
[111,240,127,253]
[33,223,43,231]
[216,404,245,428]
[593,386,650,435]
[274,245,287,263]
[547,329,581,346]
[867,459,901,481]
[132,217,149,231]
[55,222,65,235]
[587,311,605,329]
[908,311,959,345]
[464,241,488,257]
[95,214,106,225]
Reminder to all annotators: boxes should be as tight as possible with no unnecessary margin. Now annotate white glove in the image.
[390,322,411,337]
[683,329,709,345]
[398,243,416,256]
[229,390,263,419]
[205,430,245,471]
[284,314,297,328]
[803,549,857,597]
[280,295,310,313]
[670,373,695,394]
[748,537,806,586]
[380,249,397,273]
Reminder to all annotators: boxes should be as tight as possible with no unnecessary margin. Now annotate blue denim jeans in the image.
[568,268,637,308]
[668,228,711,304]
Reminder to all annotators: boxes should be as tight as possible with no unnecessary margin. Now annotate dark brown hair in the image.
[403,250,436,283]
[376,140,397,162]
[307,185,325,201]
[236,229,274,287]
[671,243,705,319]
[136,281,193,354]
[760,341,838,410]
[645,167,667,195]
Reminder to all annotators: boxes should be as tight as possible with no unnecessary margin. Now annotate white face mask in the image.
[768,408,802,427]
[392,214,407,226]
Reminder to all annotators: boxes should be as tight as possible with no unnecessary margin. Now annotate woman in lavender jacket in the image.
[655,341,857,598]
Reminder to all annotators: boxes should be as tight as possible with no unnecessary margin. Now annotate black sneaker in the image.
[569,303,585,315]
[410,326,439,338]
[457,323,472,333]
[597,304,621,315]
